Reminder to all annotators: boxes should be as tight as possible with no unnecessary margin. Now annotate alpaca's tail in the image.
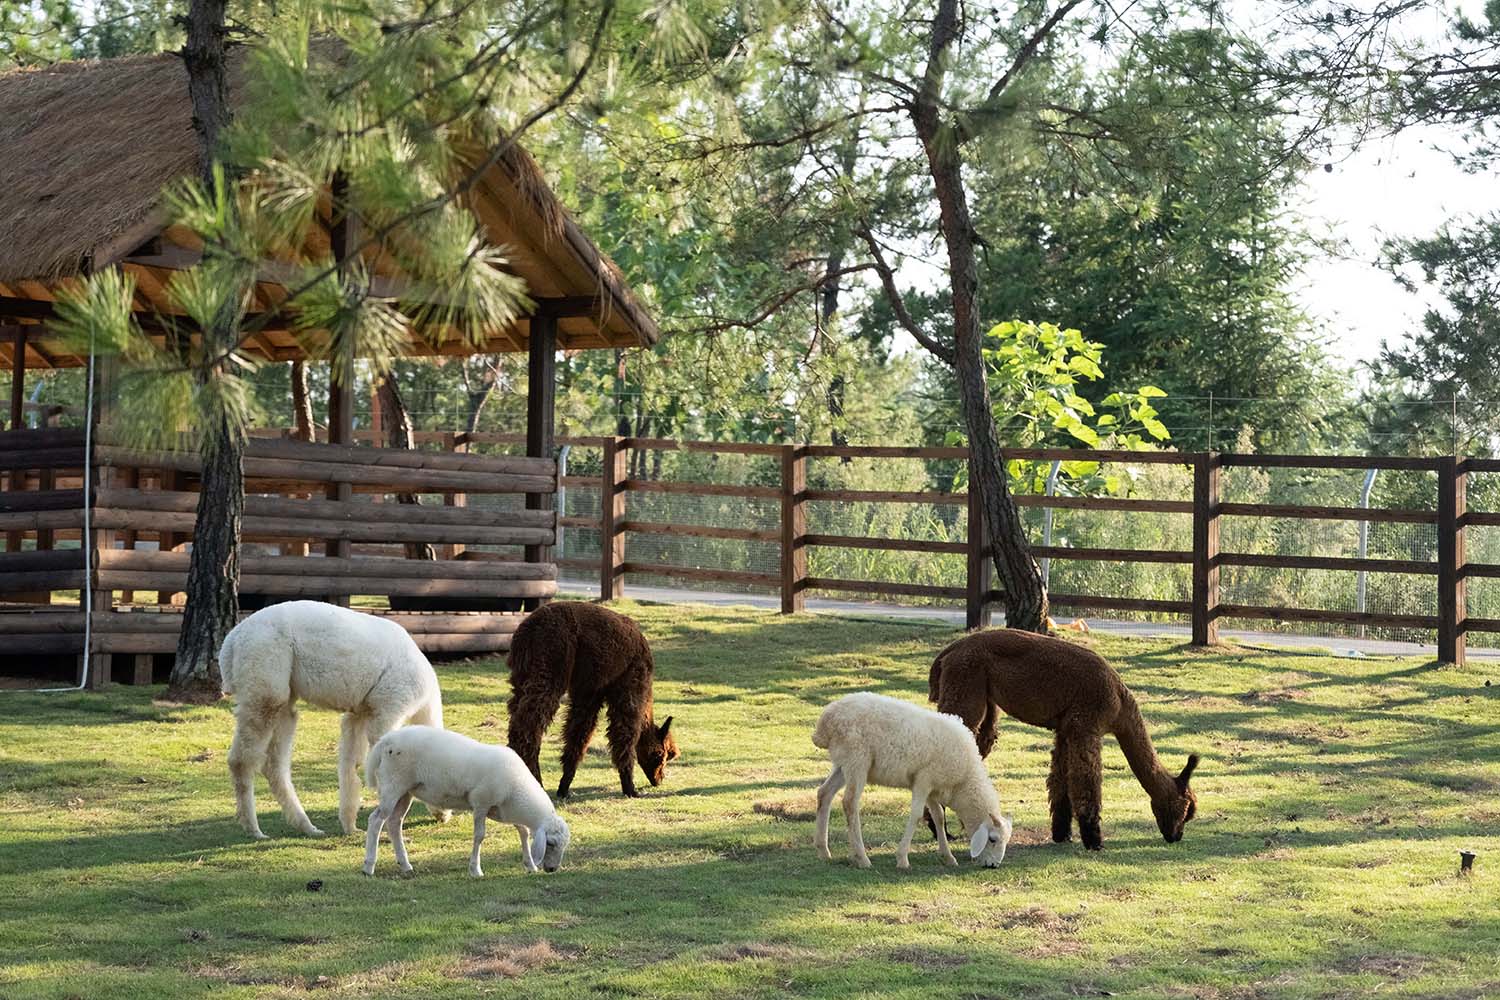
[217,627,242,697]
[928,644,954,703]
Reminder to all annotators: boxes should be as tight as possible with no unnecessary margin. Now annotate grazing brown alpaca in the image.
[506,602,678,799]
[928,629,1199,850]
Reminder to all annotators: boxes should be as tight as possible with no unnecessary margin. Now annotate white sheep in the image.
[219,600,446,840]
[812,691,1013,869]
[361,726,571,877]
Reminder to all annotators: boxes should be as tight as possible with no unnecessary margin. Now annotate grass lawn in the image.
[0,600,1497,999]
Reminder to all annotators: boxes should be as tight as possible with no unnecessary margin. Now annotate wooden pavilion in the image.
[0,52,659,687]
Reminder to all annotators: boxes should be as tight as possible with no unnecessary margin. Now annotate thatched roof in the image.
[0,49,658,366]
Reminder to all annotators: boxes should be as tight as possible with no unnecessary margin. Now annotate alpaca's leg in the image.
[603,686,645,798]
[337,713,367,836]
[814,765,845,861]
[976,701,1000,758]
[408,698,442,730]
[361,801,388,875]
[1061,722,1105,850]
[264,705,321,836]
[1048,730,1073,843]
[928,796,957,866]
[387,792,414,873]
[841,765,871,868]
[507,680,566,786]
[469,813,487,878]
[228,703,278,840]
[555,691,605,800]
[896,781,932,870]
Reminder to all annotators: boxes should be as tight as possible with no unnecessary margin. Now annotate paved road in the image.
[560,578,1500,660]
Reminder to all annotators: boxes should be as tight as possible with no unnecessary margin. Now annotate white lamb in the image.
[219,600,446,840]
[362,726,571,877]
[812,691,1013,869]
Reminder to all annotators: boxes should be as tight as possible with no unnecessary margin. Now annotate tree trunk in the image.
[464,357,499,434]
[377,369,436,562]
[290,360,314,441]
[911,0,1047,632]
[168,0,242,701]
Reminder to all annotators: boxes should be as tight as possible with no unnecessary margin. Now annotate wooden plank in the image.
[1001,447,1190,465]
[803,533,968,555]
[1031,545,1192,564]
[781,445,806,613]
[1217,502,1437,524]
[624,480,781,500]
[1218,552,1437,575]
[802,488,966,505]
[0,610,85,633]
[1049,593,1192,614]
[98,571,558,598]
[623,520,780,543]
[557,515,599,529]
[0,427,87,448]
[0,448,88,471]
[600,436,625,601]
[621,437,785,456]
[1012,495,1195,514]
[802,444,970,459]
[1219,453,1441,471]
[237,436,556,477]
[619,562,778,587]
[88,509,554,546]
[1216,603,1438,629]
[98,550,558,580]
[0,549,86,571]
[1459,616,1500,633]
[1462,511,1500,527]
[0,510,86,532]
[1192,452,1220,645]
[803,576,967,600]
[95,488,557,530]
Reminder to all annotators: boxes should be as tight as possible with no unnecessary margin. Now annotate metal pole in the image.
[556,444,570,560]
[1041,460,1062,589]
[1357,467,1377,637]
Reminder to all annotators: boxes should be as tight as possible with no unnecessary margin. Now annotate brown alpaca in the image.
[928,629,1199,850]
[506,602,678,799]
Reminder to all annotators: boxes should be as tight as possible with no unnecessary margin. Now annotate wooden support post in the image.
[780,445,806,614]
[131,653,155,686]
[10,324,25,430]
[325,178,357,608]
[82,448,113,689]
[965,451,992,630]
[524,313,557,609]
[443,431,465,559]
[1438,456,1466,665]
[600,436,626,601]
[1192,451,1220,646]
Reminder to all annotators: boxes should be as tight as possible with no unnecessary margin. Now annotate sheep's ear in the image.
[969,822,991,859]
[657,716,673,739]
[530,829,547,867]
[1176,754,1200,790]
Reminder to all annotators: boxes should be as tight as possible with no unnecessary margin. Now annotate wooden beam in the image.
[325,175,357,604]
[532,296,602,319]
[523,312,557,594]
[8,326,23,430]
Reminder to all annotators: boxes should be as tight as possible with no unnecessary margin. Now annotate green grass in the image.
[1,601,1497,999]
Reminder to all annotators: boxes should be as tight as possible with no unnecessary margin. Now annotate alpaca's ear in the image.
[530,829,547,868]
[1176,754,1200,790]
[657,716,673,739]
[969,822,991,859]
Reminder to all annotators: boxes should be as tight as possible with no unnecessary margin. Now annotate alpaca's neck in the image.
[1113,694,1174,800]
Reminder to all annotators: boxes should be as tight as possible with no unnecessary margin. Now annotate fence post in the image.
[1191,451,1220,646]
[780,445,806,614]
[966,451,992,630]
[1438,456,1466,665]
[599,436,626,602]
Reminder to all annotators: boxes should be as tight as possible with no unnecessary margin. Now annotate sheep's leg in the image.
[555,691,605,800]
[361,802,388,875]
[1048,730,1073,844]
[814,765,845,861]
[516,824,538,873]
[469,813,486,878]
[896,781,932,870]
[603,686,644,798]
[387,792,414,873]
[337,713,368,836]
[265,705,321,836]
[927,797,957,866]
[228,704,278,840]
[841,765,871,869]
[1061,721,1104,850]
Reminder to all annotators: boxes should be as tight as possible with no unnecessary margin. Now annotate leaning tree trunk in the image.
[167,0,243,701]
[910,0,1047,632]
[290,360,314,441]
[377,370,436,561]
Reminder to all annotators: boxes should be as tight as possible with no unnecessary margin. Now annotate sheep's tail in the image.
[811,706,834,749]
[364,739,384,796]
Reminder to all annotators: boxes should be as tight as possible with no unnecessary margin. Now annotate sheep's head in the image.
[635,716,679,787]
[968,813,1014,868]
[531,815,571,873]
[1151,754,1200,843]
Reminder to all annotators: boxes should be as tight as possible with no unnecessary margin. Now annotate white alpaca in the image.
[362,726,571,877]
[812,691,1013,869]
[219,600,445,839]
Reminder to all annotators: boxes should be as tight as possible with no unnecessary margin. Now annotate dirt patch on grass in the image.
[884,945,969,970]
[846,899,954,925]
[1334,953,1426,979]
[1241,688,1310,704]
[996,905,1080,933]
[455,939,584,979]
[707,942,811,963]
[753,797,815,822]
